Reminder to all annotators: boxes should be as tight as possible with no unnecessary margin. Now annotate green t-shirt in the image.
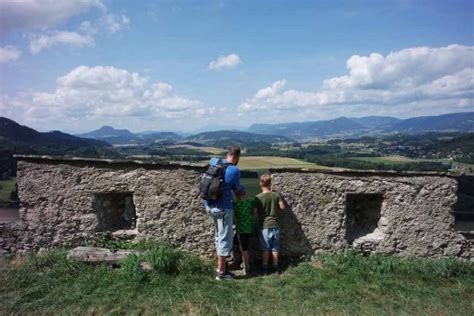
[233,198,255,234]
[255,191,283,229]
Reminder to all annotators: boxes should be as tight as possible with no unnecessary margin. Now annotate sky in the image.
[0,0,473,133]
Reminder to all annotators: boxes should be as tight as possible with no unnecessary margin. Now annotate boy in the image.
[233,187,255,276]
[254,174,286,275]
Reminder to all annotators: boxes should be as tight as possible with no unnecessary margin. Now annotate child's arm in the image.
[278,193,287,210]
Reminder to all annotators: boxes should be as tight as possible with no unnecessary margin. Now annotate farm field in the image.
[0,179,16,202]
[167,144,224,155]
[353,155,449,165]
[202,156,330,197]
[237,156,329,170]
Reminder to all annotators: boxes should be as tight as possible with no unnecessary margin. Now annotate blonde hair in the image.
[259,174,272,188]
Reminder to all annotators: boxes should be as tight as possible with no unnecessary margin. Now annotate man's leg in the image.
[217,255,226,273]
[215,209,234,279]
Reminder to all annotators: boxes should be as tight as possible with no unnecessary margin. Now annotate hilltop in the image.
[0,117,119,179]
[76,126,182,145]
[185,130,293,147]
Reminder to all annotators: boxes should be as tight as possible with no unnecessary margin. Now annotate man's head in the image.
[259,174,272,189]
[226,145,241,165]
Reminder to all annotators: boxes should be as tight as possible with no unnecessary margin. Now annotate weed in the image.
[120,254,147,282]
[146,245,182,275]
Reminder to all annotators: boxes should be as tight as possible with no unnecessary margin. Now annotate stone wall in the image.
[11,156,214,257]
[3,156,472,261]
[271,170,472,260]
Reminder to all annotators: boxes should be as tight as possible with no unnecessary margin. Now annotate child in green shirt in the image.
[233,187,256,275]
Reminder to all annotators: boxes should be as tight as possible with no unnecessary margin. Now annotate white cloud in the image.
[240,45,474,117]
[208,54,242,70]
[0,0,105,33]
[4,66,212,125]
[100,14,131,33]
[79,21,98,35]
[0,46,22,63]
[29,31,94,54]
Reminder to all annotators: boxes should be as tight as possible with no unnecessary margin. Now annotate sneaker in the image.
[215,269,235,277]
[215,271,234,280]
[261,265,269,276]
[243,267,252,276]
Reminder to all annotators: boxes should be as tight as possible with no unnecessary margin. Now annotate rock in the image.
[67,246,141,264]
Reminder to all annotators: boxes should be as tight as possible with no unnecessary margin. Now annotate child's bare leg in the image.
[271,251,279,267]
[262,251,270,267]
[241,250,250,268]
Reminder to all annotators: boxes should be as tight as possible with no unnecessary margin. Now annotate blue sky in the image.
[0,0,473,133]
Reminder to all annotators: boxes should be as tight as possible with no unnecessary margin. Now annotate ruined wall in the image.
[272,171,472,260]
[12,158,215,257]
[3,157,472,260]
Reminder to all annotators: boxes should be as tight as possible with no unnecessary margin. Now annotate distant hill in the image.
[386,112,474,133]
[248,117,367,139]
[350,116,402,129]
[77,126,133,139]
[76,126,183,145]
[185,130,293,147]
[0,117,110,149]
[0,117,119,179]
[248,112,474,139]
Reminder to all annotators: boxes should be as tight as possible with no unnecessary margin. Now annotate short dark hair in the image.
[227,145,241,157]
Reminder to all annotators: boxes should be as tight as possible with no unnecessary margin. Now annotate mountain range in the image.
[247,112,474,139]
[76,126,182,145]
[0,117,110,150]
[1,111,473,151]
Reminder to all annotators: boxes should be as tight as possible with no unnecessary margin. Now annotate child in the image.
[254,174,286,275]
[233,187,255,276]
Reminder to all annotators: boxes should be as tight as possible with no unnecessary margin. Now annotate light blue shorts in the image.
[259,227,280,252]
[206,206,233,257]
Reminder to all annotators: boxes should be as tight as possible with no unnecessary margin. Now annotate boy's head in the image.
[235,186,246,200]
[259,174,272,189]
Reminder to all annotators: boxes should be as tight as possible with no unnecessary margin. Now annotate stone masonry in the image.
[1,155,472,261]
[3,156,214,257]
[271,170,472,260]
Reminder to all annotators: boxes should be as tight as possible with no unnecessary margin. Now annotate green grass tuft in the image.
[120,254,148,282]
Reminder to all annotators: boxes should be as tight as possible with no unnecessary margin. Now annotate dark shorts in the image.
[236,233,252,251]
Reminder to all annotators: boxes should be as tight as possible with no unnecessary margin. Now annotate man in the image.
[204,145,241,280]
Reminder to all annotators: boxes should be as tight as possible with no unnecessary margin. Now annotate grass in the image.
[0,178,16,202]
[237,156,328,170]
[240,177,261,198]
[1,246,473,315]
[168,144,224,155]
